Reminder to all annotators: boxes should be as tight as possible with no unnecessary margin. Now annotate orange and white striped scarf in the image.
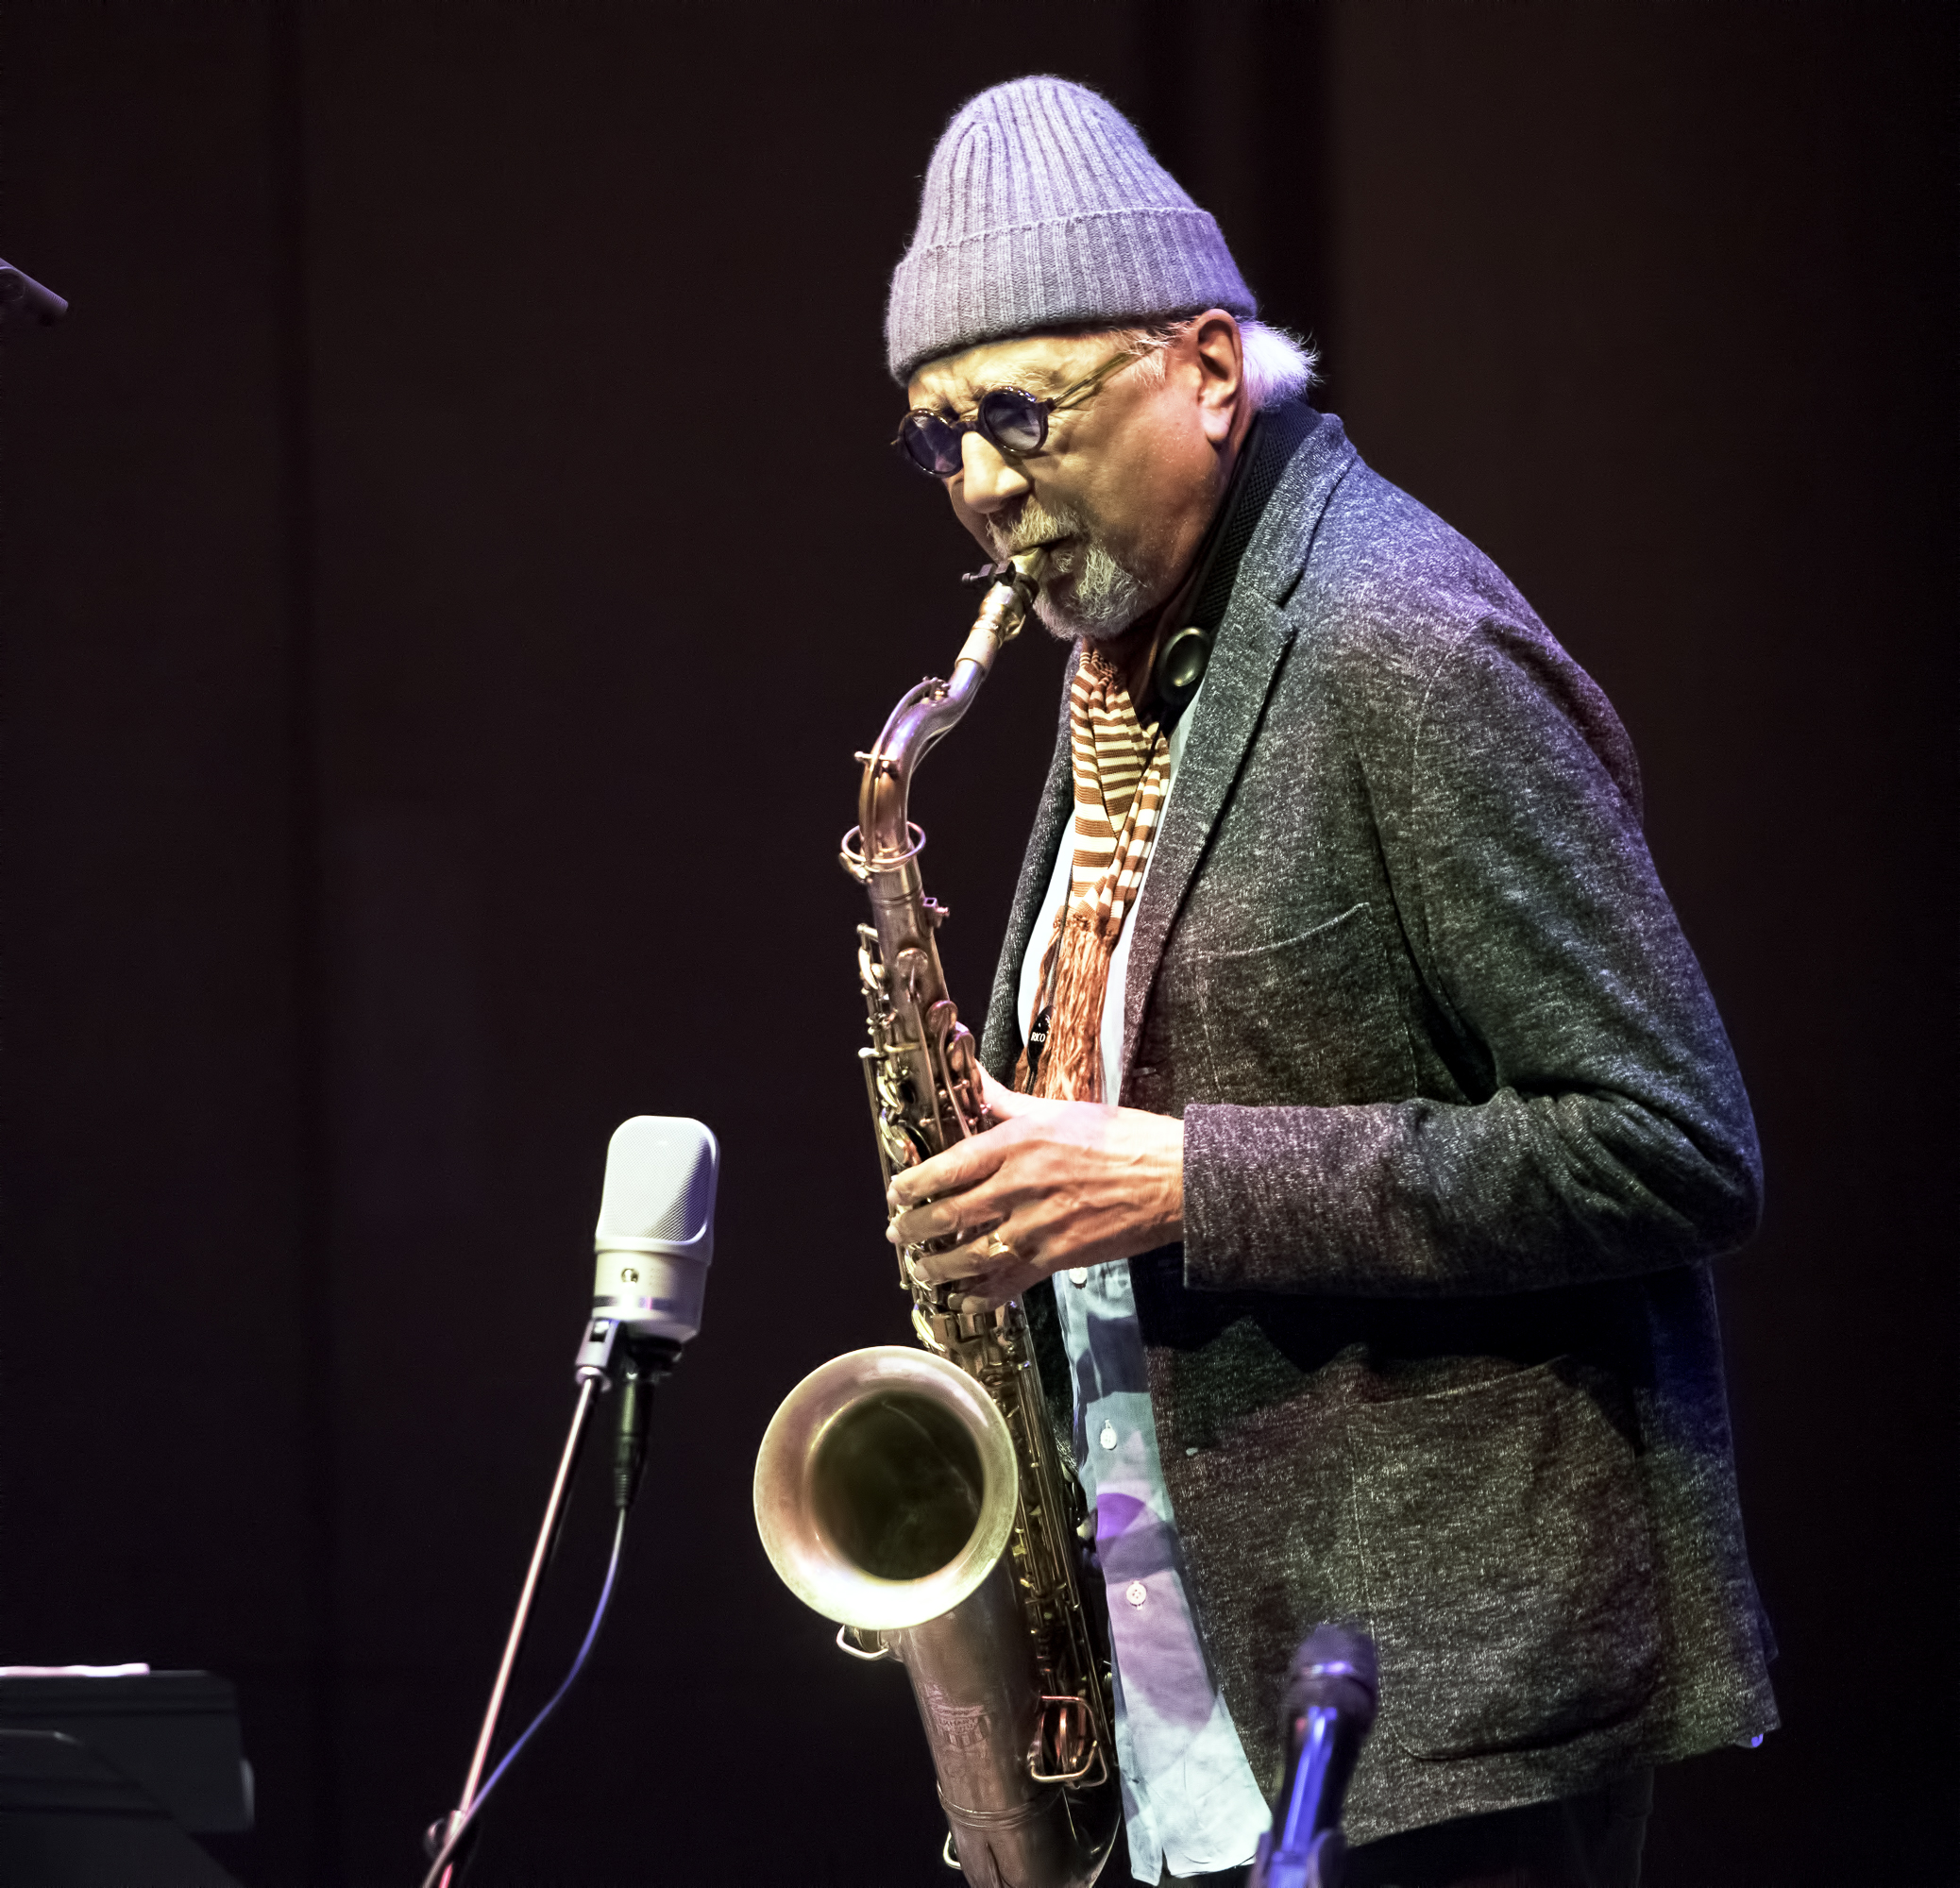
[1015,649,1170,1103]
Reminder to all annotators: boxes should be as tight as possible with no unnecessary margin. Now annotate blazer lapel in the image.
[1118,412,1359,1090]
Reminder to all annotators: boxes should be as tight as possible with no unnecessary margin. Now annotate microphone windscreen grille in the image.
[597,1117,718,1243]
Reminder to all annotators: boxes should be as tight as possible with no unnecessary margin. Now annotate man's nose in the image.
[956,430,1031,512]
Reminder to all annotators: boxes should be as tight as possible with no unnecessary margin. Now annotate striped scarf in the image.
[1016,649,1170,1103]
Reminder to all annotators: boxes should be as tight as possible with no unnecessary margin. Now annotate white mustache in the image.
[984,497,1085,561]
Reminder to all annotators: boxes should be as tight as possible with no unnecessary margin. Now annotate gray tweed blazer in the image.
[976,404,1778,1846]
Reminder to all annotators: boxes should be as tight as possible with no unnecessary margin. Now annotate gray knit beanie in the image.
[886,76,1256,384]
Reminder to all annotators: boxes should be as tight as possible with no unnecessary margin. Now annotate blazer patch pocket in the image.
[1346,1359,1662,1762]
[1191,902,1415,1105]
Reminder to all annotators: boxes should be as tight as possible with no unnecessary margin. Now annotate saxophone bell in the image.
[753,1345,1019,1636]
[754,1346,1113,1887]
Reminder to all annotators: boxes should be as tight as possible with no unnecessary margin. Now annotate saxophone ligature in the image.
[753,548,1120,1887]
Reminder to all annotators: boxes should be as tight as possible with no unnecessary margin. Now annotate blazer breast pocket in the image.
[1189,902,1416,1106]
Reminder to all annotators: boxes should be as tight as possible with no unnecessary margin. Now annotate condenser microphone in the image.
[424,1116,722,1882]
[572,1116,718,1507]
[587,1115,719,1342]
[1251,1625,1378,1888]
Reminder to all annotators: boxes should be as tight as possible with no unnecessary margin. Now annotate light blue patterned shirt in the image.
[1016,685,1271,1883]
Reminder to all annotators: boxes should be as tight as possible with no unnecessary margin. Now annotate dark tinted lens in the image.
[977,388,1047,455]
[899,412,965,476]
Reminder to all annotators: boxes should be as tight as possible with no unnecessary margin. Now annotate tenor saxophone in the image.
[753,548,1120,1887]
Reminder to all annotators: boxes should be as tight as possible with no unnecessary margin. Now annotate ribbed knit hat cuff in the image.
[888,207,1252,382]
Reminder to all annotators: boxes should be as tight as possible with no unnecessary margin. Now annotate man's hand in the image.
[886,1070,1185,1309]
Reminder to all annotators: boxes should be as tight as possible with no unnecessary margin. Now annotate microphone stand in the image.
[429,1335,612,1886]
[427,1318,679,1885]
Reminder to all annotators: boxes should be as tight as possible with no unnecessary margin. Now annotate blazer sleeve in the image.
[1179,615,1763,1296]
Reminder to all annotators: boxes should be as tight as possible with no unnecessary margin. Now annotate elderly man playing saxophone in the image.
[878,77,1777,1888]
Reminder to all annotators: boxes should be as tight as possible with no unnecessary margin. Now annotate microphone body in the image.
[572,1115,719,1508]
[583,1114,719,1344]
[1252,1626,1378,1888]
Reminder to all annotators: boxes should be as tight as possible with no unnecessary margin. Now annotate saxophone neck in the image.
[954,546,1049,676]
[857,548,1048,869]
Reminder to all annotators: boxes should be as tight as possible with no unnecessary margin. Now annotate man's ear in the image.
[1190,310,1246,445]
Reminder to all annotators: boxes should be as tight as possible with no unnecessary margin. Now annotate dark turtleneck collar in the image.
[1144,401,1323,726]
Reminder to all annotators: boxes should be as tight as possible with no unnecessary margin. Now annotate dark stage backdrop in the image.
[2,6,1950,1883]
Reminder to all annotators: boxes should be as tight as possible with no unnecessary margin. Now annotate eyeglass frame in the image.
[890,347,1141,478]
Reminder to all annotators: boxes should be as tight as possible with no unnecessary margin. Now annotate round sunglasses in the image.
[892,348,1137,478]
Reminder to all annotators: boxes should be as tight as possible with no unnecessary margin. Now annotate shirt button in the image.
[1098,1422,1118,1451]
[1069,1268,1089,1287]
[1125,1580,1148,1609]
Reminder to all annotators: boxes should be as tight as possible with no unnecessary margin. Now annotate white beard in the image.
[984,498,1164,644]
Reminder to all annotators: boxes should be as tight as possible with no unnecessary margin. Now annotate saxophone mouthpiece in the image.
[960,548,1051,594]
